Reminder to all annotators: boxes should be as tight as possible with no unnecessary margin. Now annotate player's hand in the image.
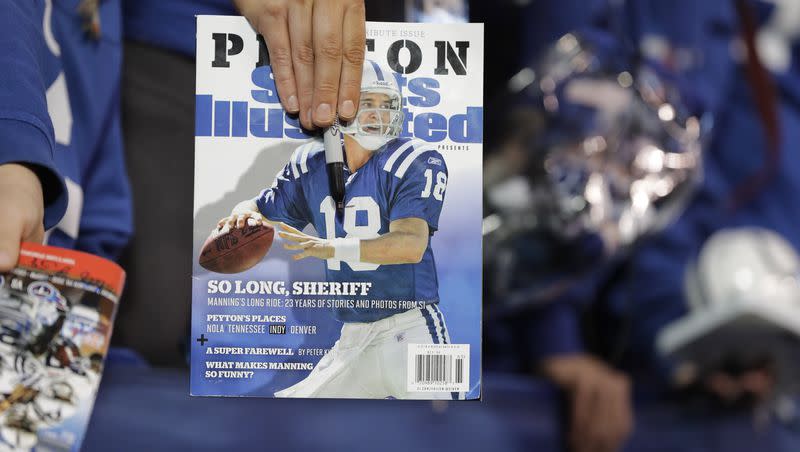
[673,359,775,406]
[216,210,264,234]
[704,368,774,405]
[541,354,633,452]
[233,0,366,130]
[673,358,776,407]
[278,223,334,260]
[0,164,46,272]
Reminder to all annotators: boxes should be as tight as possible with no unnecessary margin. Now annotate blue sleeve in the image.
[522,265,614,362]
[0,0,67,229]
[74,96,132,261]
[525,301,585,361]
[388,151,448,232]
[254,164,310,231]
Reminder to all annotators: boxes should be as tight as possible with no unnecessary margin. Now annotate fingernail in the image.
[315,103,332,123]
[340,100,355,118]
[287,95,299,112]
[305,110,313,128]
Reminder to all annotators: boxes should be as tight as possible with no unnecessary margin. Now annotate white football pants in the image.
[274,305,460,399]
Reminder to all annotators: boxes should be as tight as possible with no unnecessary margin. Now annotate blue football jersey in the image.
[0,0,132,260]
[255,138,449,322]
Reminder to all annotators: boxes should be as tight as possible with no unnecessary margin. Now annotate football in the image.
[199,223,275,273]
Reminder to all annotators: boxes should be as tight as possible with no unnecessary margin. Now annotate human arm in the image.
[541,353,633,452]
[214,149,311,235]
[525,295,633,452]
[277,217,428,264]
[0,0,68,270]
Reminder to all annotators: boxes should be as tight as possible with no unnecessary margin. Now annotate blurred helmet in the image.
[27,282,68,332]
[484,33,709,308]
[340,60,404,151]
[686,227,800,311]
[62,305,99,341]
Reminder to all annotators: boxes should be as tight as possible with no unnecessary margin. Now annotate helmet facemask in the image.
[342,89,404,151]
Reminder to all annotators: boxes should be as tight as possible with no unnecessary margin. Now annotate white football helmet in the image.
[340,60,404,151]
[62,305,100,342]
[686,227,800,311]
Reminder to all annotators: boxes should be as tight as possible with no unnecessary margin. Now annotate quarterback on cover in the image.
[215,60,459,399]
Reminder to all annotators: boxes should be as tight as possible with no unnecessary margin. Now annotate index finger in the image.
[252,3,300,114]
[278,230,307,241]
[279,222,305,235]
[0,215,23,272]
[337,1,365,121]
[311,0,346,127]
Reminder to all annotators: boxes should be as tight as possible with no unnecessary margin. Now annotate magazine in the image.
[0,243,124,450]
[192,16,483,400]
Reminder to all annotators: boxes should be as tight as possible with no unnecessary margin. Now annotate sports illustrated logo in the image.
[198,32,483,143]
[427,157,443,166]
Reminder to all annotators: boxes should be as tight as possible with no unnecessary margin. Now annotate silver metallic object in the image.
[484,33,710,309]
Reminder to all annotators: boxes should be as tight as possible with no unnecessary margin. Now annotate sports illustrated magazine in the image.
[0,244,124,451]
[192,16,482,400]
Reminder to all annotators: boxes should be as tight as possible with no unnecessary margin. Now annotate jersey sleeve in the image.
[254,149,311,231]
[0,0,66,229]
[74,94,133,260]
[388,149,448,232]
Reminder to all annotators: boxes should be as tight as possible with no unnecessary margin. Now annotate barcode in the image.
[414,354,464,385]
[407,344,469,393]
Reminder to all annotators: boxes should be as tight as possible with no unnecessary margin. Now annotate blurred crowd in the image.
[482,1,800,451]
[1,0,799,451]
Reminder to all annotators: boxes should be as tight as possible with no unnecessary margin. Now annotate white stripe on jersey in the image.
[425,304,443,343]
[394,144,438,178]
[431,304,451,343]
[290,152,300,179]
[383,139,423,173]
[299,142,313,174]
[289,141,314,179]
[271,162,291,188]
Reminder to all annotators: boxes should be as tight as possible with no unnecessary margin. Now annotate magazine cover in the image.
[0,243,124,451]
[192,16,483,400]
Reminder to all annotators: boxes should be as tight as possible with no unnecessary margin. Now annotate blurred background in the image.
[86,0,800,451]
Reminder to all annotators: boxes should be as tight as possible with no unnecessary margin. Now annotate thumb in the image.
[0,209,25,272]
[0,164,46,272]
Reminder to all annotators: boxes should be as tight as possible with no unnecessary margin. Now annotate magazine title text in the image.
[196,33,482,144]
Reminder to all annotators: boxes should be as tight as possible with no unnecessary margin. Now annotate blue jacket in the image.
[0,0,132,260]
[123,0,236,56]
